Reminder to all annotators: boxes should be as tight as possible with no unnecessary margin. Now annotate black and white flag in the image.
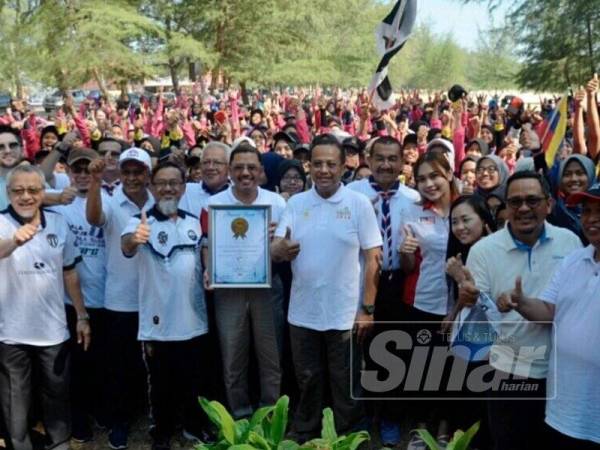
[368,0,417,111]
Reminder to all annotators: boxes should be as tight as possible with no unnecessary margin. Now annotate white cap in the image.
[426,138,455,171]
[119,147,152,171]
[231,136,256,150]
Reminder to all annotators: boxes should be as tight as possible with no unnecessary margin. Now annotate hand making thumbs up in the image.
[271,226,301,262]
[132,210,151,246]
[497,276,524,312]
[399,225,419,254]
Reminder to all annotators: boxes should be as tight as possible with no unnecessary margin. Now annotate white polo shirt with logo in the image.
[347,178,420,270]
[275,185,382,331]
[180,182,228,219]
[51,196,106,309]
[539,245,600,443]
[101,185,154,312]
[122,206,208,341]
[206,185,286,223]
[0,207,81,346]
[466,222,581,379]
[398,201,450,315]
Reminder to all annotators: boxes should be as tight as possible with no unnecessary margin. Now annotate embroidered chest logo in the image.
[46,234,58,248]
[418,216,435,225]
[303,209,310,219]
[336,206,351,220]
[187,230,198,241]
[157,231,169,245]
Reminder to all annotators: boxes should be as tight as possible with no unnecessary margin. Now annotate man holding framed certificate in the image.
[272,134,382,441]
[202,142,286,419]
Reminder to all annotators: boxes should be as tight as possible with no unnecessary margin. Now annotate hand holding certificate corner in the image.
[208,205,272,288]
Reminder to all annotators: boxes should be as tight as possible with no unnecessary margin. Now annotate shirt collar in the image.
[7,205,47,229]
[115,185,153,209]
[506,222,551,251]
[202,180,229,196]
[582,244,598,263]
[310,183,344,204]
[147,205,185,222]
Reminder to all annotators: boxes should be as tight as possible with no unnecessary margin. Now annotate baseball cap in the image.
[342,136,363,154]
[67,148,99,166]
[567,183,600,205]
[273,131,298,146]
[119,147,152,170]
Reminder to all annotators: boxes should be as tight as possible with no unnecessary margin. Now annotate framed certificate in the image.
[208,205,272,288]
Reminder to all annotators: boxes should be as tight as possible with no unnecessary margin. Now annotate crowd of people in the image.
[0,76,599,450]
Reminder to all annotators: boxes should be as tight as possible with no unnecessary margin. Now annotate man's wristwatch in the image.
[361,304,375,315]
[77,313,90,322]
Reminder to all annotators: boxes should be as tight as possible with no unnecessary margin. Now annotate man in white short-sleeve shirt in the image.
[202,143,286,420]
[121,162,211,448]
[272,134,382,441]
[0,164,90,450]
[461,171,581,450]
[499,184,600,447]
[86,147,154,449]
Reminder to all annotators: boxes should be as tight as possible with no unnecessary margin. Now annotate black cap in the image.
[448,84,468,102]
[273,131,298,146]
[342,136,363,154]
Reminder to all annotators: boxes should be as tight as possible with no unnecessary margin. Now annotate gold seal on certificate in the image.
[208,205,272,288]
[231,217,249,239]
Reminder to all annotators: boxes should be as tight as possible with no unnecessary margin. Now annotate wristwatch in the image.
[361,304,375,315]
[77,313,90,322]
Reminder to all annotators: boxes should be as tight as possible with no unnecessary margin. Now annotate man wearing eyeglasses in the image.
[0,127,24,211]
[86,147,154,449]
[458,171,581,450]
[0,164,91,450]
[202,142,286,420]
[121,162,211,450]
[49,148,108,442]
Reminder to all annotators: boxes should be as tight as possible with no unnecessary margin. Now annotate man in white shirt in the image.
[51,148,108,442]
[498,183,600,448]
[347,135,419,446]
[202,143,286,419]
[121,162,210,450]
[0,127,23,211]
[86,147,154,449]
[0,164,91,450]
[272,134,382,441]
[460,171,581,450]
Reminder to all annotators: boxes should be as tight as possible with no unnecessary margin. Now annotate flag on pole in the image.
[368,0,417,111]
[540,95,568,166]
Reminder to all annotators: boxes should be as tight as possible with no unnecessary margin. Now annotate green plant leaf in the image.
[300,437,329,449]
[320,408,337,442]
[270,395,290,444]
[447,421,480,450]
[250,405,275,432]
[332,431,370,450]
[414,428,440,450]
[248,431,272,450]
[277,440,301,450]
[229,445,259,450]
[198,397,236,445]
[235,419,250,442]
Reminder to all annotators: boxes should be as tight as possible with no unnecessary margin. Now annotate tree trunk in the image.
[169,59,180,95]
[92,67,109,99]
[586,16,595,77]
[240,81,249,105]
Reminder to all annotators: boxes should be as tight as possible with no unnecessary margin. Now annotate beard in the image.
[157,198,179,216]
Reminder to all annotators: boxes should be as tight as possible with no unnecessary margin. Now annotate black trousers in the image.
[487,372,547,450]
[544,423,600,450]
[104,310,146,428]
[0,341,71,450]
[289,325,363,439]
[65,305,108,432]
[143,335,210,439]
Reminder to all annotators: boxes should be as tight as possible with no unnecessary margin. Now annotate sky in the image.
[417,0,509,50]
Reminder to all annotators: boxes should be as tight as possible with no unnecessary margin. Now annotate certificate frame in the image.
[208,204,272,288]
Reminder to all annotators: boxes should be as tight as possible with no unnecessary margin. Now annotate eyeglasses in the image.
[476,166,498,175]
[153,180,183,189]
[121,168,146,177]
[71,166,90,174]
[201,159,227,168]
[281,175,303,183]
[0,142,20,152]
[506,196,547,209]
[10,187,43,197]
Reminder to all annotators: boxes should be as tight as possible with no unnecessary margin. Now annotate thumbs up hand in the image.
[132,210,151,246]
[271,226,301,262]
[399,225,419,254]
[497,276,523,312]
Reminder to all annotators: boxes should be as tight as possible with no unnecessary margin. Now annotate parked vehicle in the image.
[43,89,87,112]
[0,91,12,112]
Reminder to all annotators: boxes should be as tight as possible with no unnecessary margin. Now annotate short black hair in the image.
[370,135,402,157]
[229,142,263,165]
[402,133,418,147]
[310,133,345,164]
[0,125,22,144]
[505,170,551,198]
[151,161,186,183]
